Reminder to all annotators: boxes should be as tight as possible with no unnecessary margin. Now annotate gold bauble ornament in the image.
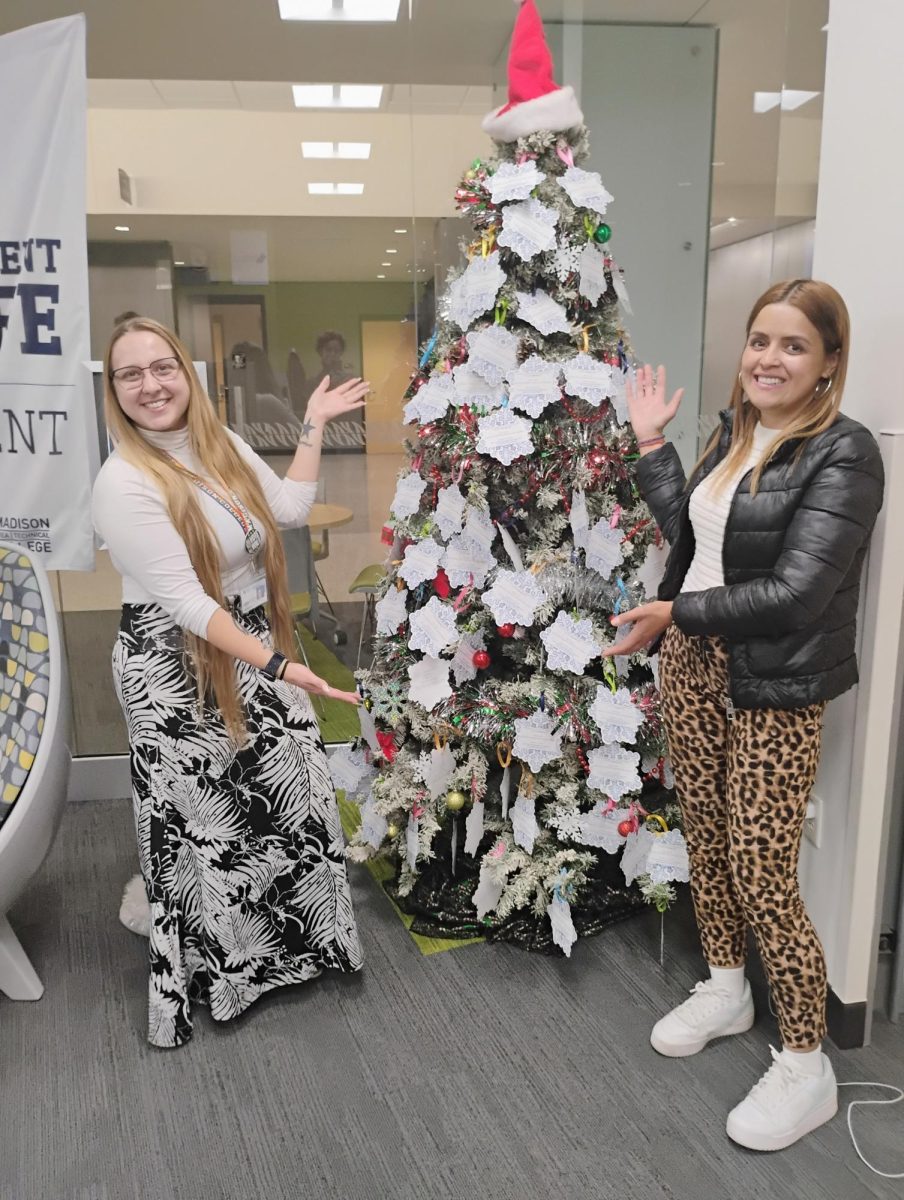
[445,790,467,812]
[386,822,400,839]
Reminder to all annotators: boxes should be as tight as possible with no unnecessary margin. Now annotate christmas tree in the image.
[337,0,687,955]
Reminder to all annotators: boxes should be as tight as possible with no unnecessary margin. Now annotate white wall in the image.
[803,0,904,1023]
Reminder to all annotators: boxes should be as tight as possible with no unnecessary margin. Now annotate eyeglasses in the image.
[110,357,181,388]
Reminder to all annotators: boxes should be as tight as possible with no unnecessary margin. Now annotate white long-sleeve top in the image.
[92,426,316,637]
[680,421,774,593]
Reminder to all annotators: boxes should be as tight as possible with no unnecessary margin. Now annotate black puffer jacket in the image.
[635,411,885,710]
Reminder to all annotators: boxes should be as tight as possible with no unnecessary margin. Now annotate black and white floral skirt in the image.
[113,601,363,1048]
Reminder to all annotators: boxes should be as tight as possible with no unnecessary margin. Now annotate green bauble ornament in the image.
[594,223,612,244]
[445,790,467,812]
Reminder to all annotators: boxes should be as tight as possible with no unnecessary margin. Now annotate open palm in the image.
[307,375,371,424]
[626,364,684,442]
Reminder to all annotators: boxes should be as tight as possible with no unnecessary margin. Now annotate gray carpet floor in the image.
[1,799,902,1200]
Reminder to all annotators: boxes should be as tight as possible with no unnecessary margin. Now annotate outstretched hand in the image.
[626,364,684,443]
[306,375,371,424]
[601,601,673,658]
[283,661,360,705]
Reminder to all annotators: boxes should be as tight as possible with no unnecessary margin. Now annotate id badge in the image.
[239,575,268,612]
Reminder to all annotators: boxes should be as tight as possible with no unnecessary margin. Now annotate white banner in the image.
[0,16,98,570]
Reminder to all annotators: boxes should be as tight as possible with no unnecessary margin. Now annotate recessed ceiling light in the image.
[336,182,364,195]
[385,248,398,254]
[302,141,372,159]
[292,83,383,109]
[114,225,130,232]
[381,261,391,266]
[377,274,386,279]
[174,260,185,266]
[393,227,408,234]
[308,182,365,195]
[727,217,739,224]
[279,0,401,21]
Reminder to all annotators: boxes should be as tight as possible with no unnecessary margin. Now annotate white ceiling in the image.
[3,0,829,277]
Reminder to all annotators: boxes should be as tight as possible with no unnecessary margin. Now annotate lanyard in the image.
[165,456,263,560]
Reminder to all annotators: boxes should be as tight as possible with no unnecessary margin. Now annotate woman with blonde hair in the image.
[604,280,884,1150]
[93,317,367,1048]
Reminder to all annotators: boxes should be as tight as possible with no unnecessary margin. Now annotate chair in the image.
[348,564,387,669]
[0,542,70,1000]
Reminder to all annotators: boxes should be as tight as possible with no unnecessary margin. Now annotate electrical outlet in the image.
[804,796,823,848]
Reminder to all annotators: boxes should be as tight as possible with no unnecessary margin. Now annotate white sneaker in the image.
[118,873,151,937]
[726,1046,838,1151]
[650,978,755,1057]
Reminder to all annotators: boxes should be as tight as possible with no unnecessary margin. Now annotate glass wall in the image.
[19,0,827,759]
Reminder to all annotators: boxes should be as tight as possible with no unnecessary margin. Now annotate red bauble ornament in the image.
[376,730,398,764]
[497,623,516,638]
[433,568,451,598]
[617,819,634,837]
[472,650,491,670]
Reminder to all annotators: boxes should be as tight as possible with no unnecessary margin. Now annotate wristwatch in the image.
[260,651,288,681]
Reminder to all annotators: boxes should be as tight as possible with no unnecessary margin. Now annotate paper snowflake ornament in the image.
[507,355,562,419]
[608,368,629,424]
[578,242,608,305]
[497,197,559,261]
[451,363,506,409]
[587,744,642,802]
[447,251,507,329]
[577,802,631,853]
[461,507,497,555]
[402,371,454,425]
[451,632,486,685]
[647,829,691,885]
[360,796,388,849]
[419,742,457,800]
[515,290,572,336]
[548,893,577,957]
[586,520,625,580]
[375,585,409,636]
[466,325,520,385]
[511,791,540,854]
[570,489,590,550]
[487,159,546,205]
[611,622,636,679]
[476,408,534,465]
[390,472,427,519]
[407,655,453,711]
[589,686,645,745]
[408,596,459,657]
[562,353,615,407]
[512,710,563,772]
[482,568,548,628]
[540,610,599,674]
[398,537,445,588]
[473,861,504,918]
[558,166,614,216]
[635,538,669,600]
[442,535,496,588]
[434,484,467,541]
[464,799,485,856]
[328,746,373,799]
[553,241,582,282]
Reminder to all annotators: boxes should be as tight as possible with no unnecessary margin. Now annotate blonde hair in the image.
[693,278,849,495]
[104,317,295,741]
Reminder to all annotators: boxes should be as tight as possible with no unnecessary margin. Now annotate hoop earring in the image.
[814,376,833,398]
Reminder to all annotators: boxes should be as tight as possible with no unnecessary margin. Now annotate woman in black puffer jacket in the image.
[603,280,884,1153]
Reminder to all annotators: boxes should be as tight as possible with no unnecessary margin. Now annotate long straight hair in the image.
[103,318,295,741]
[693,279,850,495]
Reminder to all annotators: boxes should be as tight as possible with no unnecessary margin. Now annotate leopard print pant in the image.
[659,623,828,1050]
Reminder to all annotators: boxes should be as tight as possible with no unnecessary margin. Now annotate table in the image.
[304,502,354,637]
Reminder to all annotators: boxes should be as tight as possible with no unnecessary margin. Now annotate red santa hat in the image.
[482,0,583,143]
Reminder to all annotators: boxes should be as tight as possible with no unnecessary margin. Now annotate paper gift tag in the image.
[512,710,563,772]
[563,353,615,408]
[587,744,642,802]
[357,704,382,755]
[500,763,512,818]
[461,507,497,555]
[558,166,614,215]
[328,746,373,798]
[361,796,388,849]
[451,632,487,684]
[408,596,459,657]
[448,251,507,329]
[466,325,520,385]
[612,622,636,677]
[403,372,454,424]
[482,568,548,628]
[647,829,691,884]
[398,537,445,588]
[586,519,625,580]
[487,159,546,204]
[420,742,457,800]
[476,409,535,466]
[548,893,577,957]
[589,685,645,745]
[515,290,572,336]
[442,535,496,588]
[577,802,631,852]
[434,484,467,541]
[464,798,485,856]
[507,355,562,419]
[620,826,655,886]
[497,197,559,261]
[375,585,409,636]
[636,538,669,600]
[406,813,420,871]
[540,611,599,674]
[611,262,633,314]
[578,242,608,305]
[472,861,504,918]
[570,489,590,550]
[390,472,427,520]
[495,521,524,573]
[511,791,540,853]
[407,655,453,710]
[451,362,506,409]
